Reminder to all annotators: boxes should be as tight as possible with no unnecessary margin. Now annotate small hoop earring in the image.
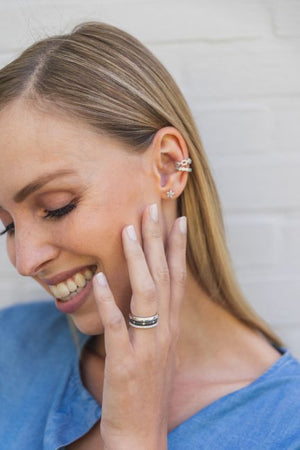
[166,189,175,199]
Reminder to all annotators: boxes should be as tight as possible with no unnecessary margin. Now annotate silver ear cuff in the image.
[175,157,192,172]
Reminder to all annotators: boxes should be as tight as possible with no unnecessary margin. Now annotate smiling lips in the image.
[49,268,94,302]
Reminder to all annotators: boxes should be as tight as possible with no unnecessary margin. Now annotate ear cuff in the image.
[175,157,192,172]
[165,158,192,200]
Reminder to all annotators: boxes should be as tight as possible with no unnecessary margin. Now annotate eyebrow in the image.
[13,169,76,203]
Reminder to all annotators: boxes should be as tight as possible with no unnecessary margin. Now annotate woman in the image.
[0,22,299,449]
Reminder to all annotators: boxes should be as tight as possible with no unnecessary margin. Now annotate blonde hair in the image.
[0,22,283,347]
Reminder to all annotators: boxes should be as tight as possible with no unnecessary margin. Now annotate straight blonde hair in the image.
[0,22,283,347]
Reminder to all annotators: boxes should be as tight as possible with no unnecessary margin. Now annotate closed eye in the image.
[44,202,77,219]
[0,201,77,236]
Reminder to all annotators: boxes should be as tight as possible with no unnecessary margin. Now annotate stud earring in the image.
[166,189,175,199]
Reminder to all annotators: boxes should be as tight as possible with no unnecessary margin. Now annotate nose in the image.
[12,225,59,277]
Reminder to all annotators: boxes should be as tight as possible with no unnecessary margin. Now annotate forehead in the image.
[0,100,146,205]
[0,100,93,162]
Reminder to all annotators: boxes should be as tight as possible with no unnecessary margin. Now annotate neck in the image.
[88,268,279,378]
[175,269,280,383]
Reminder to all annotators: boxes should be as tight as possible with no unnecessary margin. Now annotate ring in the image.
[128,313,159,329]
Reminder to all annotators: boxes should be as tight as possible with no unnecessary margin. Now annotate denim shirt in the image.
[1,301,300,450]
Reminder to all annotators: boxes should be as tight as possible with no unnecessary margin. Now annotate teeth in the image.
[56,282,70,298]
[49,268,94,301]
[67,279,77,292]
[84,269,93,280]
[50,285,60,298]
[74,273,86,288]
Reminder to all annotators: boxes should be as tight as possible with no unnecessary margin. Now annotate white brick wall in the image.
[0,0,299,358]
[272,0,300,37]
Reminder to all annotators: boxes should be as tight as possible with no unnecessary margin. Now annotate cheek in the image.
[66,209,123,258]
[73,208,133,310]
[59,208,131,290]
[66,194,141,259]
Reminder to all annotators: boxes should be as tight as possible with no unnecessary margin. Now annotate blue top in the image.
[1,301,300,450]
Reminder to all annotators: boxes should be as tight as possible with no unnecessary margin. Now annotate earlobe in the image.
[151,127,192,200]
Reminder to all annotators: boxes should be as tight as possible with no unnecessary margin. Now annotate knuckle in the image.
[158,327,172,349]
[154,266,170,285]
[139,345,156,364]
[173,268,186,287]
[101,292,113,302]
[126,243,142,259]
[106,311,124,331]
[149,226,161,239]
[139,284,156,302]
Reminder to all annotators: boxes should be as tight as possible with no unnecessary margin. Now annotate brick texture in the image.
[0,0,270,53]
[0,0,299,358]
[272,0,300,37]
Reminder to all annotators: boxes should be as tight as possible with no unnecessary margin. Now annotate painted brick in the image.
[0,239,47,308]
[194,102,272,156]
[270,98,300,153]
[0,277,48,309]
[0,0,270,53]
[0,53,16,69]
[195,98,300,158]
[0,239,14,275]
[1,6,299,101]
[212,155,300,211]
[153,40,300,104]
[273,324,300,360]
[272,0,300,37]
[95,0,271,43]
[241,278,300,326]
[224,217,278,269]
[280,219,300,270]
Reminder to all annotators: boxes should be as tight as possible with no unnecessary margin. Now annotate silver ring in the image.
[129,313,159,329]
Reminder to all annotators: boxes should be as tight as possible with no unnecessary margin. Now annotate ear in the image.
[151,127,191,200]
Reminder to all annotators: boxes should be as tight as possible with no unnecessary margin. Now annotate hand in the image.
[93,204,187,450]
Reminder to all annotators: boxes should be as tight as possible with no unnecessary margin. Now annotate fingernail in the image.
[150,203,158,223]
[96,272,108,287]
[179,216,187,234]
[126,225,137,241]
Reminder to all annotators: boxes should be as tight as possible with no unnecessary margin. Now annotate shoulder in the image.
[169,350,300,449]
[0,300,79,369]
[0,299,64,329]
[0,300,82,406]
[228,349,300,422]
[221,350,300,447]
[258,348,300,398]
[0,301,88,447]
[0,300,68,347]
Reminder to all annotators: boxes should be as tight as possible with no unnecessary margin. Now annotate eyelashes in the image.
[44,202,77,219]
[0,201,77,237]
[0,223,15,236]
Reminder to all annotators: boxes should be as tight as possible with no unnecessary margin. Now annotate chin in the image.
[70,312,105,336]
[68,281,131,336]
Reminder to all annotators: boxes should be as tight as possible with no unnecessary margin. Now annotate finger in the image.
[122,224,158,318]
[93,272,131,360]
[167,216,187,327]
[142,204,170,322]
